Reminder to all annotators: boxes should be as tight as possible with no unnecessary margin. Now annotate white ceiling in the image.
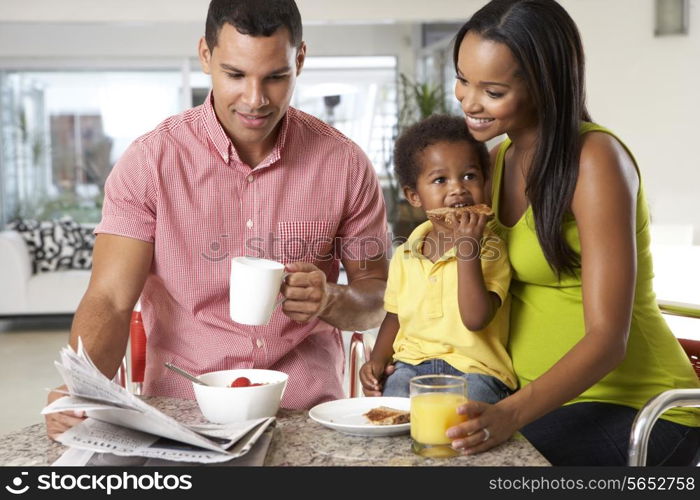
[0,0,485,24]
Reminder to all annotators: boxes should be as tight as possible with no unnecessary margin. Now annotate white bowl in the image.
[193,369,288,424]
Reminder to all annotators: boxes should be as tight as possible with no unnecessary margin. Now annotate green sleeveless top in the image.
[490,122,700,427]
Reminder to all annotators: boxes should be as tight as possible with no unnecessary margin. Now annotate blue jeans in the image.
[382,359,513,404]
[521,402,700,466]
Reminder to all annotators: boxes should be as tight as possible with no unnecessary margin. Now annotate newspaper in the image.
[52,427,275,467]
[42,339,275,464]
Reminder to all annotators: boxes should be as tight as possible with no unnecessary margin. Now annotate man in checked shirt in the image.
[46,0,389,440]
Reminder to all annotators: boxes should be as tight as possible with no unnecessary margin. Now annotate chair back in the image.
[348,332,371,398]
[678,338,700,379]
[130,310,147,389]
[348,330,378,398]
[658,301,700,380]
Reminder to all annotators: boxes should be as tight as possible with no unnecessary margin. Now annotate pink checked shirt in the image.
[95,94,387,409]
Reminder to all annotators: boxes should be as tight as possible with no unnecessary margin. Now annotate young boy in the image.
[360,114,516,403]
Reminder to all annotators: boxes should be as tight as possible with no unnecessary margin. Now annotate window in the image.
[0,70,183,224]
[294,56,398,178]
[0,57,398,226]
[189,55,398,176]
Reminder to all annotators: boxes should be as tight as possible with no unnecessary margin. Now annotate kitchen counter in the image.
[0,397,549,466]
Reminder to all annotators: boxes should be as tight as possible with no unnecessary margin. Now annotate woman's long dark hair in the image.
[453,0,591,276]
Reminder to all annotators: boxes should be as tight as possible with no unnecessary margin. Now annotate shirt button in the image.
[246,219,253,229]
[256,338,264,348]
[247,175,255,183]
[429,277,438,283]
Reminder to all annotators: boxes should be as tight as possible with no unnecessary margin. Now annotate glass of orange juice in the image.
[410,374,468,458]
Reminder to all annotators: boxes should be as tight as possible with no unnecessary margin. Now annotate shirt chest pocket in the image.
[276,221,339,264]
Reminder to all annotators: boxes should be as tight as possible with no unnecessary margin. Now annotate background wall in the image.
[566,1,700,243]
[0,0,486,23]
[0,0,698,241]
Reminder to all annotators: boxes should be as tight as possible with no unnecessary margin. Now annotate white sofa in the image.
[0,230,91,316]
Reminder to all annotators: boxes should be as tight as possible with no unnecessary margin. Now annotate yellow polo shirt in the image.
[385,221,516,389]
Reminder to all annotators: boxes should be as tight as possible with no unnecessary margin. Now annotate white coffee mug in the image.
[229,256,287,326]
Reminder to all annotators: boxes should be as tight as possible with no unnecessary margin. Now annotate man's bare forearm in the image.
[320,278,386,331]
[69,293,133,379]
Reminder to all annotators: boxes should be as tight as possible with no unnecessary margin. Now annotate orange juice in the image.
[410,392,468,445]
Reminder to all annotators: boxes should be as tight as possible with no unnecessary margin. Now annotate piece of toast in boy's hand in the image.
[363,406,410,425]
[426,204,494,225]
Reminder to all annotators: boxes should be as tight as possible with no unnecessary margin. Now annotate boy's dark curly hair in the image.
[393,114,489,189]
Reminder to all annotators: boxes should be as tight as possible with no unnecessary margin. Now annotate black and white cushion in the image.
[7,217,95,274]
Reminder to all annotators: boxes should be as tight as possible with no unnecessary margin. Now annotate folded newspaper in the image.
[42,339,275,464]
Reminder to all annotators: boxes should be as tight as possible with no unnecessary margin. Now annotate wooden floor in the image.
[0,317,72,435]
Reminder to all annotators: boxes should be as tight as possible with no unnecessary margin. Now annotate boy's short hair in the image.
[205,0,303,50]
[393,114,489,189]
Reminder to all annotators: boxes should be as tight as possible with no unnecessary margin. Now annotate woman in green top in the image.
[444,0,700,465]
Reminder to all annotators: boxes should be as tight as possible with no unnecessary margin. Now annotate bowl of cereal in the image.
[193,369,288,423]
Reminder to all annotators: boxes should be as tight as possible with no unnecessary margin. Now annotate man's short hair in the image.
[393,114,489,189]
[205,0,303,50]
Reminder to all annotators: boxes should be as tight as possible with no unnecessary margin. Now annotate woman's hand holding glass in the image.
[446,399,521,455]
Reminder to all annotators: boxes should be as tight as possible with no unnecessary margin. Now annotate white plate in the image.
[308,397,410,437]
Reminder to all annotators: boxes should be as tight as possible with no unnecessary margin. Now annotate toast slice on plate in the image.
[363,406,410,425]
